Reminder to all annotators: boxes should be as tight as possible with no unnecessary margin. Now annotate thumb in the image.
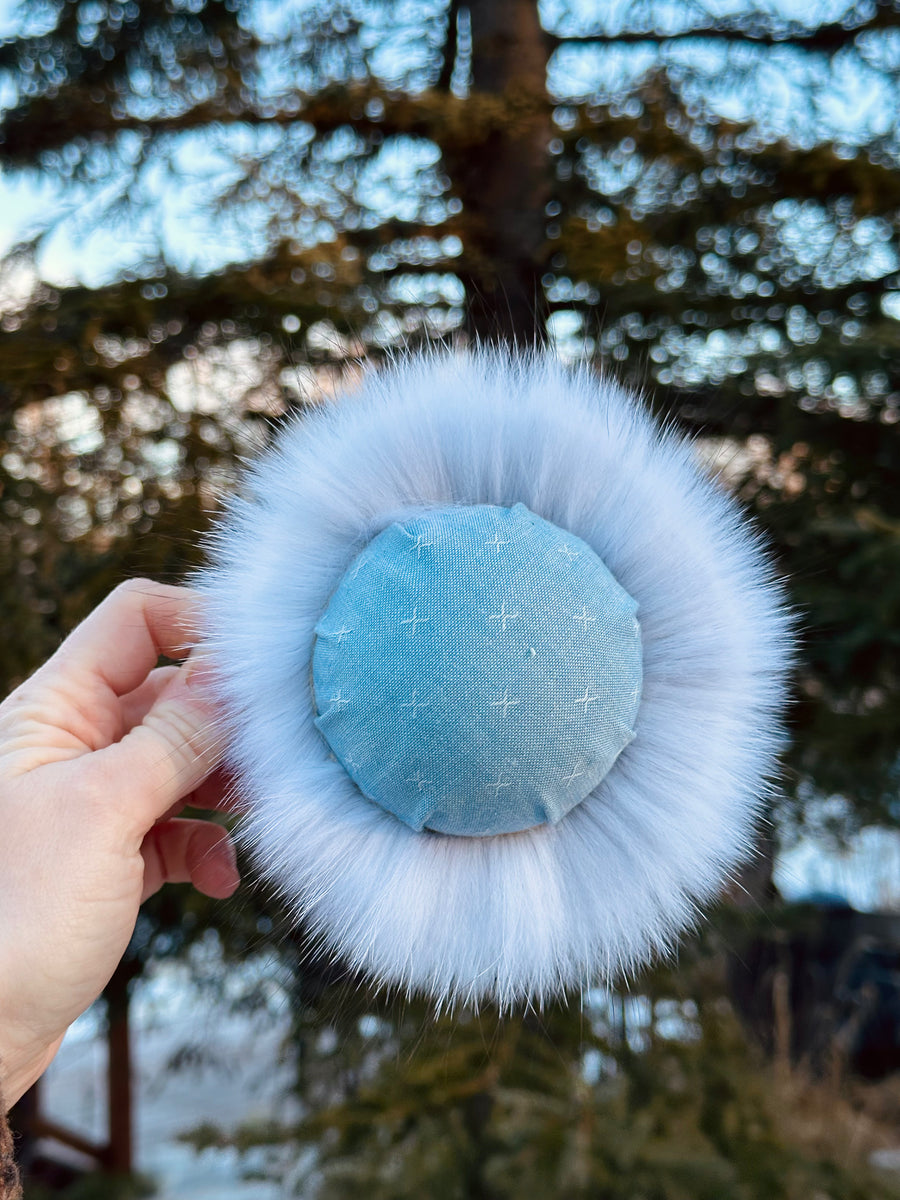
[97,666,225,827]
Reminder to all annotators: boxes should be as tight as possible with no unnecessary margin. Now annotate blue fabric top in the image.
[312,503,642,836]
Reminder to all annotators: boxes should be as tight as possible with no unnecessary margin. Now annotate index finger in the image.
[46,579,201,698]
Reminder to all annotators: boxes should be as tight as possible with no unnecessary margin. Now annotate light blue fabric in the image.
[312,503,642,836]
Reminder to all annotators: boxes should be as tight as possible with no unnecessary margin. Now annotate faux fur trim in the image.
[198,349,792,1008]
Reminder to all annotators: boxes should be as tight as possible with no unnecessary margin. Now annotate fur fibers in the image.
[198,349,792,1009]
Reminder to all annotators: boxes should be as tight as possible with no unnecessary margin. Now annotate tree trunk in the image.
[104,960,136,1175]
[446,0,553,345]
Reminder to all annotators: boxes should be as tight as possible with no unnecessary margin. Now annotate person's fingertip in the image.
[190,825,240,898]
[220,869,241,898]
[198,864,241,900]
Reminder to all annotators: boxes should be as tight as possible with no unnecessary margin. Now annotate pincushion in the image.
[198,349,791,1008]
[312,502,642,836]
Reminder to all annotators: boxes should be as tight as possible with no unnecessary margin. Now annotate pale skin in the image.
[0,580,238,1108]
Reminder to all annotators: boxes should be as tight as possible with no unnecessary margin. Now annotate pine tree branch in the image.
[548,2,900,53]
[0,82,547,166]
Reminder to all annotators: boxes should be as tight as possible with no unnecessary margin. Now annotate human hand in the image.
[0,580,238,1108]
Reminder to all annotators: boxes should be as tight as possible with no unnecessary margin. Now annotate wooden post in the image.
[103,959,138,1174]
[12,957,142,1186]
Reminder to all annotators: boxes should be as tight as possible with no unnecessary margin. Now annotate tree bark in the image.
[445,0,553,345]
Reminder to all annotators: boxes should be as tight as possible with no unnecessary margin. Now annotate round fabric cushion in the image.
[312,502,642,836]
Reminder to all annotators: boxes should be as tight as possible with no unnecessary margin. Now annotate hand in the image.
[0,580,238,1107]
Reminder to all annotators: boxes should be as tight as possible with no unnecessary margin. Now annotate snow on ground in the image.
[41,943,304,1198]
[776,801,900,911]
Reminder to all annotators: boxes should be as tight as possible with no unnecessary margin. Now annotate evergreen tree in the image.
[2,0,900,825]
[4,2,900,1194]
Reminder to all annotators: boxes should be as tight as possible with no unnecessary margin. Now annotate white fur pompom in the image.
[198,349,791,1009]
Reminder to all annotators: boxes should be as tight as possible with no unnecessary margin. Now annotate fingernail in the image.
[183,649,217,694]
[222,837,241,889]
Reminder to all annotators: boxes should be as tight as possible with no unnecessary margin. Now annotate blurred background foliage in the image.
[4,0,900,1196]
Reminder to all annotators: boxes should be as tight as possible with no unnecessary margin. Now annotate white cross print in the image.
[490,688,520,717]
[400,689,431,715]
[405,770,431,791]
[329,689,351,708]
[558,543,580,561]
[484,534,511,553]
[488,601,520,633]
[573,607,596,629]
[562,763,586,786]
[410,533,435,558]
[486,773,512,796]
[400,605,429,635]
[349,555,369,580]
[332,625,353,643]
[572,688,600,712]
